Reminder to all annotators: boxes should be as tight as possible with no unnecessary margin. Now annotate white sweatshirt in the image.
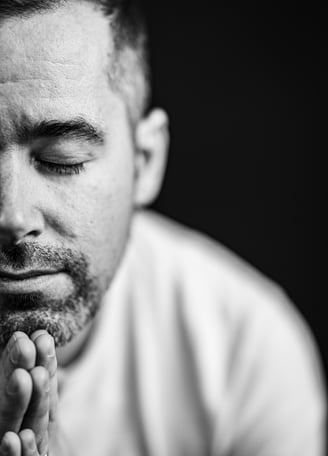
[58,211,326,456]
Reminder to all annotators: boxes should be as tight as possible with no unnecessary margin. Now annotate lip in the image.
[0,270,66,295]
[0,270,59,280]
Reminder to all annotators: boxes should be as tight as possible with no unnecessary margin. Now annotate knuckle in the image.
[31,366,49,385]
[30,367,50,399]
[27,400,49,422]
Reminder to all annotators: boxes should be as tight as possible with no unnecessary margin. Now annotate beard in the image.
[0,242,105,349]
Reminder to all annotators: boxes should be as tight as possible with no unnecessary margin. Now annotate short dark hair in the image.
[0,0,151,123]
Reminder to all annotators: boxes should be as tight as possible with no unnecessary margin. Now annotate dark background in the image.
[144,4,325,378]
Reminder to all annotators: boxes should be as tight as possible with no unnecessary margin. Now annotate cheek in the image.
[42,156,135,283]
[80,182,134,278]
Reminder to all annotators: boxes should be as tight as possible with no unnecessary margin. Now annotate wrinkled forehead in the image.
[0,2,117,134]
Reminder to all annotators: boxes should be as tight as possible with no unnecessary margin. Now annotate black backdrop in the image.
[143,4,325,377]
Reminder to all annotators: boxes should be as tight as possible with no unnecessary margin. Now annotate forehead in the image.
[0,2,118,135]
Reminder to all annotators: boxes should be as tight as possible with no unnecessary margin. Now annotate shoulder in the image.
[131,209,290,316]
[128,211,326,454]
[130,210,324,391]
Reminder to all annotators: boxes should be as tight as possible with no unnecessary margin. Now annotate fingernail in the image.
[47,343,56,358]
[45,378,50,393]
[6,376,19,395]
[9,343,20,365]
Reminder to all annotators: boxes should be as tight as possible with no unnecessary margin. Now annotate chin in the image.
[0,292,101,348]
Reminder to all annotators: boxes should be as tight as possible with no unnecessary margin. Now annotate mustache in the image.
[0,242,88,277]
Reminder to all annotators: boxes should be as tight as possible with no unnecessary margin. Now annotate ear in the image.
[133,108,169,207]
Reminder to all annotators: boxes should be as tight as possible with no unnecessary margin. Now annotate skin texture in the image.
[0,330,57,456]
[0,1,136,340]
[0,1,169,455]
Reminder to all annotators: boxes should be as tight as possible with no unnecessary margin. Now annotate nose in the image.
[0,153,44,246]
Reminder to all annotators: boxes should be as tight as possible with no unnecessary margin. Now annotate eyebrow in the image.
[16,117,105,145]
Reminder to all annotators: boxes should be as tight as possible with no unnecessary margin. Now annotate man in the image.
[0,1,325,455]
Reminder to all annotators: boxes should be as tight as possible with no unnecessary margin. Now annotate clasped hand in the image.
[0,331,58,456]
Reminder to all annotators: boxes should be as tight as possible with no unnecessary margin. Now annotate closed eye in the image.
[35,160,86,176]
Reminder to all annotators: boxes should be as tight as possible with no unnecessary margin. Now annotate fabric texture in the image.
[57,210,326,456]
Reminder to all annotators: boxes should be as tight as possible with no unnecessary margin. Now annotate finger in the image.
[0,334,36,440]
[2,333,36,380]
[21,367,49,456]
[19,429,41,456]
[30,332,56,377]
[30,332,57,426]
[0,431,21,456]
[0,369,33,436]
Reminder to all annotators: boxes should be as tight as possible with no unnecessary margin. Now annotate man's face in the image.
[0,3,136,347]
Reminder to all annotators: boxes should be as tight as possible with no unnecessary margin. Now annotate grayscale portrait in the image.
[0,1,326,455]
